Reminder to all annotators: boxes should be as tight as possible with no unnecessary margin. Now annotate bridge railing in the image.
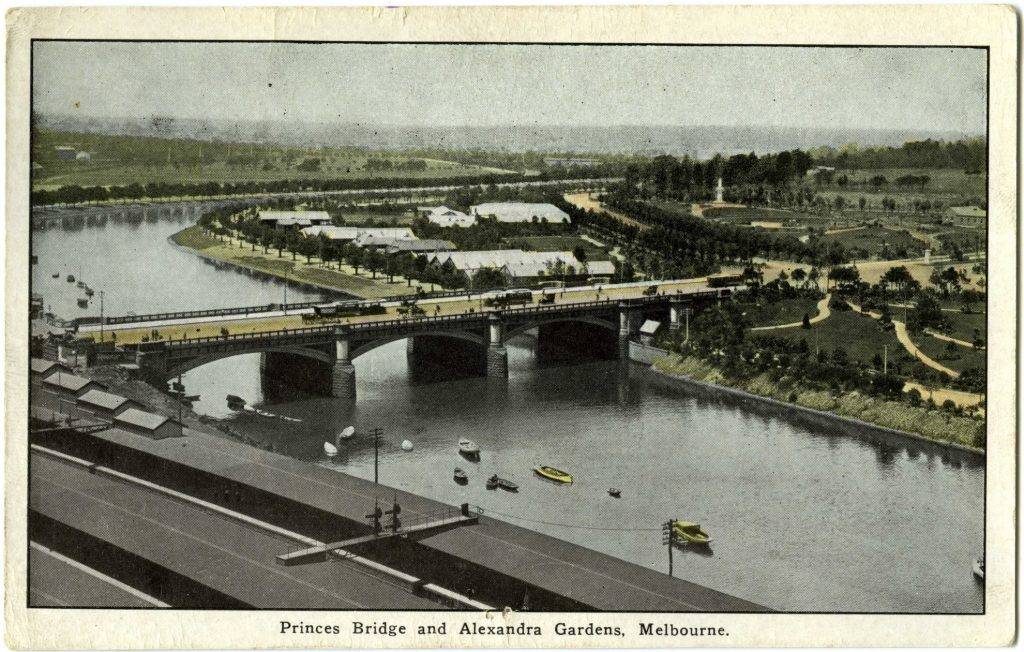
[158,291,727,350]
[103,301,329,326]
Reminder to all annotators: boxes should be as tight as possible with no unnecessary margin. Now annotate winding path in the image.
[848,302,959,378]
[750,294,832,331]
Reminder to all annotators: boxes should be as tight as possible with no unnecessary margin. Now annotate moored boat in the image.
[76,281,86,289]
[76,298,88,308]
[533,466,572,484]
[226,394,246,410]
[496,477,519,492]
[608,488,621,498]
[672,521,712,545]
[338,425,355,440]
[486,475,499,490]
[323,441,338,457]
[458,438,480,460]
[453,468,468,484]
[66,275,75,282]
[84,287,95,297]
[51,272,59,278]
[401,439,414,451]
[973,557,985,580]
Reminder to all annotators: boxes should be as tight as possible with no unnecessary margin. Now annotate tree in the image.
[801,313,812,329]
[471,267,508,291]
[791,267,807,289]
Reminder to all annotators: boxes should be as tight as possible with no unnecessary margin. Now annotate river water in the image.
[31,213,985,614]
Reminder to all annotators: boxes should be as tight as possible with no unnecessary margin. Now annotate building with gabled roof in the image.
[258,210,332,230]
[114,408,182,440]
[76,389,144,420]
[944,206,986,228]
[470,202,571,224]
[420,206,476,228]
[41,373,105,398]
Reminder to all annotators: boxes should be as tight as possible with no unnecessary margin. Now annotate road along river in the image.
[31,211,984,613]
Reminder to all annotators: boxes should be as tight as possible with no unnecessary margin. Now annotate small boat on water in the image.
[76,298,88,308]
[338,425,355,440]
[496,477,519,492]
[458,438,481,460]
[486,475,499,490]
[672,521,712,545]
[76,281,86,289]
[401,439,414,451]
[973,557,985,580]
[454,468,468,484]
[534,466,572,484]
[84,287,95,297]
[226,394,246,410]
[323,441,339,457]
[51,272,59,278]
[66,275,75,283]
[608,488,621,498]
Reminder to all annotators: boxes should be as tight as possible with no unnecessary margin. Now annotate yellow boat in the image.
[672,521,712,545]
[533,466,572,484]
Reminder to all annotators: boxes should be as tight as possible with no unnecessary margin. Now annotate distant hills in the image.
[34,113,980,158]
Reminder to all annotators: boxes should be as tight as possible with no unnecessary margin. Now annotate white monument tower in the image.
[713,177,725,204]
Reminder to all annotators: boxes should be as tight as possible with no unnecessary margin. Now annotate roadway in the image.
[29,542,166,608]
[81,279,720,346]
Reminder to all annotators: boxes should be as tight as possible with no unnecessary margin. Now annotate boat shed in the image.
[41,373,105,399]
[76,389,144,420]
[30,358,73,381]
[113,408,182,440]
[639,320,662,346]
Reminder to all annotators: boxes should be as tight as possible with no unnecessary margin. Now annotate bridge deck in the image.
[29,543,163,608]
[50,423,767,612]
[84,280,728,346]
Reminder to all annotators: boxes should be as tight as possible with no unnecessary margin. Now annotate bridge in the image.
[88,281,738,399]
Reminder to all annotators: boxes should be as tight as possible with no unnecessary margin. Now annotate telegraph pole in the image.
[662,520,676,577]
[99,290,105,344]
[883,344,888,375]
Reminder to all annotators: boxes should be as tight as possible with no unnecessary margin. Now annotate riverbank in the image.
[651,352,985,453]
[170,225,421,300]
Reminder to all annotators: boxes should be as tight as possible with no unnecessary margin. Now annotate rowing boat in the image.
[533,466,572,484]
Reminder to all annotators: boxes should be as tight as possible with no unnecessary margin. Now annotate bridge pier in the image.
[618,303,637,358]
[486,314,508,378]
[332,334,356,399]
[669,299,683,332]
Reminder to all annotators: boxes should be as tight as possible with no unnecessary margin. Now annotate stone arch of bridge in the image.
[503,316,618,343]
[349,330,487,360]
[162,344,333,381]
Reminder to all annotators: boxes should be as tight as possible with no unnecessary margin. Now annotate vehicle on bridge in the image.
[707,273,744,288]
[305,300,386,322]
[642,285,659,297]
[483,289,533,309]
[396,298,426,317]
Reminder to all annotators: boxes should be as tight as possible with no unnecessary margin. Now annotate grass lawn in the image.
[700,206,794,220]
[765,310,912,369]
[740,297,820,327]
[912,334,987,375]
[939,311,987,341]
[171,226,417,299]
[821,226,926,258]
[507,235,610,260]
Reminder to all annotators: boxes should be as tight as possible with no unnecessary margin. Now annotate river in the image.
[31,212,985,614]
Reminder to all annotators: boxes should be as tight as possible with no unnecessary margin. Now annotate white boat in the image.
[458,438,480,460]
[323,441,338,457]
[973,557,985,580]
[338,426,355,440]
[401,439,414,451]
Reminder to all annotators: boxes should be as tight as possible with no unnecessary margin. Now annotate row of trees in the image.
[812,138,986,172]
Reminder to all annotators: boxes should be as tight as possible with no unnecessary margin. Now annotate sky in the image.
[33,43,987,134]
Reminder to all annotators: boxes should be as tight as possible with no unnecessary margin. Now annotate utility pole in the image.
[661,520,676,577]
[175,372,184,437]
[883,344,888,375]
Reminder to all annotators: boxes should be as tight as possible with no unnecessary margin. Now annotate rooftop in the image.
[30,358,70,376]
[77,389,136,412]
[258,210,331,222]
[947,206,987,217]
[41,373,99,393]
[114,408,173,432]
[470,202,571,224]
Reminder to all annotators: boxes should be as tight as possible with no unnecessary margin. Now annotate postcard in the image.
[4,5,1017,649]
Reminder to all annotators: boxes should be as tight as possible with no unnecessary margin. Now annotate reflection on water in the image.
[33,213,985,614]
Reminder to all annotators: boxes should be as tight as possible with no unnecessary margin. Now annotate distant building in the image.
[428,249,600,282]
[301,226,416,244]
[639,320,662,346]
[75,151,92,162]
[54,146,76,160]
[419,206,476,228]
[944,206,987,228]
[258,210,332,230]
[544,158,600,168]
[470,202,571,224]
[114,408,182,440]
[76,389,143,420]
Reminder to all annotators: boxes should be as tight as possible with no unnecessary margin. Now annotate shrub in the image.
[907,388,922,406]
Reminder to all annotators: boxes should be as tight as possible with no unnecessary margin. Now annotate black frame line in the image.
[25,39,992,616]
